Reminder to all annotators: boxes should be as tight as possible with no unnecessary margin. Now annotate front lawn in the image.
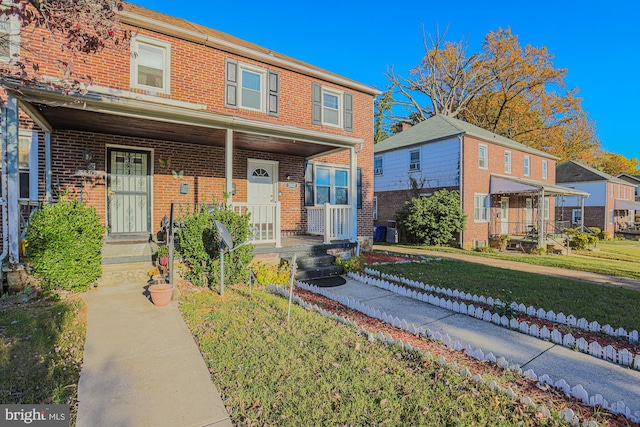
[377,243,640,280]
[0,295,86,425]
[371,259,640,333]
[180,286,562,426]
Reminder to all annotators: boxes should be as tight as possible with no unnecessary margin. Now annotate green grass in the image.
[0,296,86,425]
[372,260,640,332]
[180,287,562,426]
[594,240,640,259]
[377,243,640,280]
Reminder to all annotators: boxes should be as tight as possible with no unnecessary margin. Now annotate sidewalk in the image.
[77,263,233,427]
[374,245,640,291]
[324,277,640,418]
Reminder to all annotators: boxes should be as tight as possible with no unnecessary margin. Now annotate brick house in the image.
[0,4,380,265]
[373,115,587,249]
[556,161,640,235]
[617,173,640,202]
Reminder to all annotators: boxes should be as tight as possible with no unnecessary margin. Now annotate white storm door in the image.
[107,148,151,234]
[500,197,509,235]
[525,198,533,228]
[247,159,278,240]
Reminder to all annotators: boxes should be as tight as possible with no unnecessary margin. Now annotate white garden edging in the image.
[280,281,639,424]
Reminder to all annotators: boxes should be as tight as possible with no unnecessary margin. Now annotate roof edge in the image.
[119,9,381,96]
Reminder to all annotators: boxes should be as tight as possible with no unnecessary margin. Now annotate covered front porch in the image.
[1,86,368,264]
[488,174,590,251]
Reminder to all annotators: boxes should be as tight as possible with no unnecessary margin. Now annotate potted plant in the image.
[156,244,169,267]
[146,265,173,306]
[499,234,510,251]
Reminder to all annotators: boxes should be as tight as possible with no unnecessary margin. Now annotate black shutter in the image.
[267,70,279,116]
[357,167,362,209]
[344,92,353,131]
[304,161,314,206]
[312,82,322,125]
[225,59,238,108]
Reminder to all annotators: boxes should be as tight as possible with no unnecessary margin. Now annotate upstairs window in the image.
[0,3,19,62]
[225,59,279,115]
[523,155,530,176]
[542,160,548,179]
[312,82,353,131]
[374,156,383,175]
[504,151,512,174]
[409,150,420,171]
[131,36,171,93]
[478,145,488,169]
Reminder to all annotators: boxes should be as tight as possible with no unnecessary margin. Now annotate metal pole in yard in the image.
[219,246,225,296]
[169,202,174,289]
[287,253,297,322]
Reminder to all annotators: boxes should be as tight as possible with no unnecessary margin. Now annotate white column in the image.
[350,146,358,243]
[323,202,331,244]
[580,196,585,231]
[45,132,52,202]
[538,190,545,247]
[225,129,233,204]
[5,93,20,264]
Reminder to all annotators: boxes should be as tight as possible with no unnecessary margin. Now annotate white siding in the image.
[374,137,460,192]
[556,181,605,206]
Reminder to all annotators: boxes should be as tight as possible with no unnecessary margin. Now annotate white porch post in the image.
[538,189,545,247]
[275,201,282,248]
[45,132,52,202]
[4,93,20,264]
[580,196,585,231]
[225,129,233,204]
[323,203,331,244]
[350,146,357,242]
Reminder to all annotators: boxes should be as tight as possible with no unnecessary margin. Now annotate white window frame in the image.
[130,35,171,94]
[610,183,614,198]
[0,2,19,63]
[374,156,383,175]
[373,196,378,220]
[523,155,530,176]
[409,149,420,171]
[17,129,38,201]
[618,185,621,198]
[478,144,488,169]
[474,193,489,222]
[314,164,349,206]
[321,87,343,127]
[238,63,267,112]
[543,197,550,220]
[572,208,582,225]
[504,151,512,174]
[610,209,614,224]
[542,160,548,180]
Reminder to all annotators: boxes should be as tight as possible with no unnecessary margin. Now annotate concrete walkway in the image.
[374,245,640,291]
[326,277,640,418]
[77,263,232,427]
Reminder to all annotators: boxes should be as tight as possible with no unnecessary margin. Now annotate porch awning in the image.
[490,174,590,197]
[614,199,640,211]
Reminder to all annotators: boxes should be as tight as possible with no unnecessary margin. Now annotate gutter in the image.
[119,11,381,97]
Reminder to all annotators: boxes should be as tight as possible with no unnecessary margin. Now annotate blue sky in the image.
[129,0,639,162]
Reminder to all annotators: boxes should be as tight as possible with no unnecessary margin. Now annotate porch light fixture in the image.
[286,174,291,180]
[82,148,93,164]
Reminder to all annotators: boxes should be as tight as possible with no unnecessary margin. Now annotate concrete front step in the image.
[297,264,344,281]
[296,253,336,269]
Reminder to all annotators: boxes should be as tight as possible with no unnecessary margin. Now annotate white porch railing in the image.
[306,203,352,243]
[232,202,281,247]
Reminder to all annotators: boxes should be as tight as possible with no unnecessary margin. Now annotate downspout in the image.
[458,134,464,248]
[538,189,545,247]
[0,104,9,268]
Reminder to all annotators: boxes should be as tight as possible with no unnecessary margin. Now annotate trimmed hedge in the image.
[25,198,104,292]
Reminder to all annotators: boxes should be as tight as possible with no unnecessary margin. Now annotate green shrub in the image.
[25,198,104,292]
[177,205,254,288]
[334,254,365,272]
[474,245,496,253]
[396,190,466,245]
[252,261,290,286]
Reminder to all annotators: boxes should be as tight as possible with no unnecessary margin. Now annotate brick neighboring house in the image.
[555,161,640,235]
[0,4,379,265]
[373,115,587,249]
[617,173,640,202]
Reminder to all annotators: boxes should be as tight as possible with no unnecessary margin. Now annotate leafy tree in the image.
[396,189,466,245]
[385,27,599,163]
[0,0,129,92]
[590,151,639,176]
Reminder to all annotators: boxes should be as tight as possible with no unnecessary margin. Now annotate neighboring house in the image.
[374,115,587,249]
[617,173,640,201]
[556,161,640,235]
[0,4,379,264]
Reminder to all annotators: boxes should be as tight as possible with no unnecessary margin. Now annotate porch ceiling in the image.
[490,174,590,197]
[29,103,336,157]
